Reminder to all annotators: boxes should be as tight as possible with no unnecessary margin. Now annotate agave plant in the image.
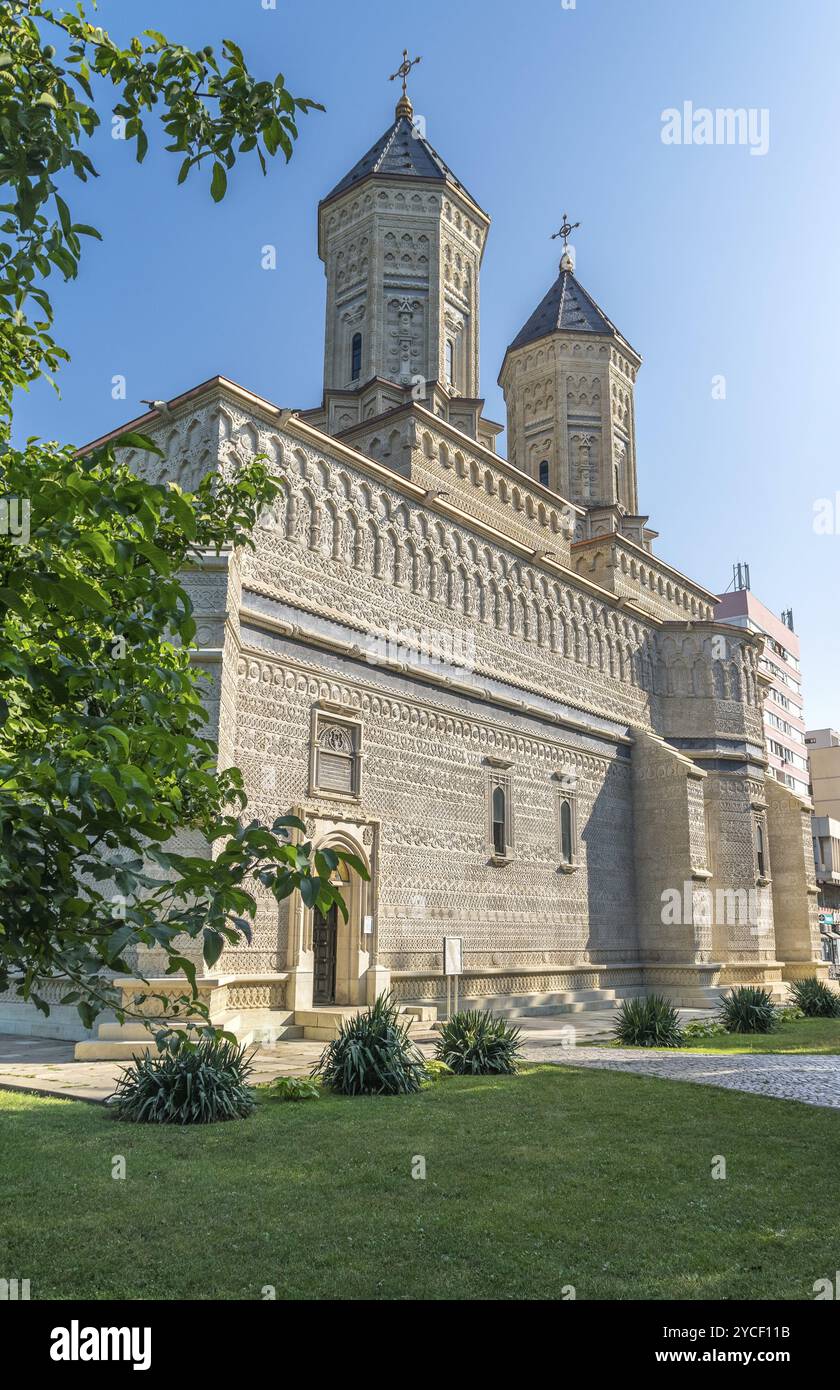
[787,976,840,1019]
[612,995,684,1048]
[107,1035,256,1124]
[435,1009,522,1075]
[311,993,428,1096]
[717,986,778,1034]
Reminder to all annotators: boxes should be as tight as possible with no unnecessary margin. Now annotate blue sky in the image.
[14,0,840,726]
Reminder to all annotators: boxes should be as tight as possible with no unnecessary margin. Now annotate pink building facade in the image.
[714,589,808,798]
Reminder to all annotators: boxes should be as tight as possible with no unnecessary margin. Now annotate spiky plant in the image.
[311,993,428,1096]
[787,976,840,1019]
[435,1009,522,1075]
[717,986,778,1034]
[108,1035,256,1124]
[612,995,684,1048]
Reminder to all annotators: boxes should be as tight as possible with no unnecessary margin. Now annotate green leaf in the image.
[202,929,225,968]
[211,162,228,203]
[114,430,164,456]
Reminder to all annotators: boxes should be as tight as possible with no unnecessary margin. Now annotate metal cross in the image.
[389,49,422,100]
[551,214,581,249]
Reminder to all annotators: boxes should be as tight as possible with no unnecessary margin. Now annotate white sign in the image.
[362,914,373,936]
[444,936,463,976]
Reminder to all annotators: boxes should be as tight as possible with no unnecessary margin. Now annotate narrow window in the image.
[351,332,362,381]
[492,785,507,856]
[539,460,550,487]
[756,819,766,879]
[614,462,620,499]
[560,799,573,864]
[445,338,455,385]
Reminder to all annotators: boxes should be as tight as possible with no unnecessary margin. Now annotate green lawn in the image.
[2,1065,838,1301]
[674,1019,840,1055]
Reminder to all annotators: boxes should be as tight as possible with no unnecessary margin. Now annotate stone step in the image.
[293,1007,365,1029]
[240,1023,304,1044]
[485,988,649,1019]
[75,1039,159,1061]
[399,1004,438,1023]
[97,1020,218,1042]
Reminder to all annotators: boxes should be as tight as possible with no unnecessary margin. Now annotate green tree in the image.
[1,0,322,414]
[0,3,362,1033]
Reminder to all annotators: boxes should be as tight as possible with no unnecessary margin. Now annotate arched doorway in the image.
[304,830,374,1007]
[312,856,352,1005]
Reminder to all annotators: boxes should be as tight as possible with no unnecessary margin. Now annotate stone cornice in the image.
[238,604,636,754]
[80,375,677,636]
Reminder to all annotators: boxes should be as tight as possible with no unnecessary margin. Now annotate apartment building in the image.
[715,579,809,797]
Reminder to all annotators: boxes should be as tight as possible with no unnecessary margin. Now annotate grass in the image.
[2,1065,839,1300]
[675,1019,840,1055]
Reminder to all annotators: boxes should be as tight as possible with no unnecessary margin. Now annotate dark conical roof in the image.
[321,111,484,212]
[508,265,638,356]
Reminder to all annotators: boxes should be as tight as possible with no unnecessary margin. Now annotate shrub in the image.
[264,1076,320,1102]
[718,986,778,1034]
[423,1059,454,1081]
[311,993,428,1096]
[682,1017,727,1040]
[612,995,684,1048]
[108,1035,255,1124]
[435,1009,522,1075]
[775,1004,806,1024]
[787,977,840,1019]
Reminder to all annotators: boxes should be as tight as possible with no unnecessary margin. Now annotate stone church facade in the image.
[3,91,823,1044]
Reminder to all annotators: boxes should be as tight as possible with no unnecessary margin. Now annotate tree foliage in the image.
[0,3,357,1031]
[0,0,322,418]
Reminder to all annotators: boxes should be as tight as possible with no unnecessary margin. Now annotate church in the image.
[16,71,826,1048]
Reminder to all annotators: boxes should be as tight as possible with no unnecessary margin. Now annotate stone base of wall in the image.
[390,963,647,1005]
[392,962,732,1012]
[0,999,111,1043]
[0,974,290,1045]
[780,960,832,984]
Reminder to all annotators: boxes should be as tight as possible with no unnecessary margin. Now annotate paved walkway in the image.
[0,1011,621,1104]
[3,1018,840,1110]
[534,1047,840,1111]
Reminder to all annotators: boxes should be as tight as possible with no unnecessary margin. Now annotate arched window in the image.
[492,786,507,856]
[445,338,455,385]
[560,799,573,864]
[351,332,362,381]
[313,716,361,797]
[539,460,550,487]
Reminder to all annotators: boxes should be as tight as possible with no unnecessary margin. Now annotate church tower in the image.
[309,55,492,441]
[499,229,648,541]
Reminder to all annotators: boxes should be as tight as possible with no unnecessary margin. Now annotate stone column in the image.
[766,780,826,981]
[631,728,721,1003]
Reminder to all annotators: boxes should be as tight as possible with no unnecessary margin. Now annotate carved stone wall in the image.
[106,381,823,1002]
[232,640,637,980]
